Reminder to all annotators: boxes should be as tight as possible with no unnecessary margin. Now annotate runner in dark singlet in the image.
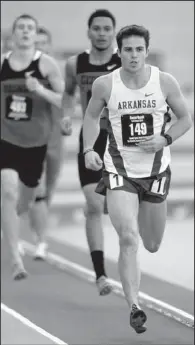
[24,27,65,260]
[1,14,64,279]
[62,9,121,295]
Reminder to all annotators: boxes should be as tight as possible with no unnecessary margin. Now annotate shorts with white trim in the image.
[96,166,171,203]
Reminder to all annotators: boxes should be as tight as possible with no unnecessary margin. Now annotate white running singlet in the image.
[104,65,171,178]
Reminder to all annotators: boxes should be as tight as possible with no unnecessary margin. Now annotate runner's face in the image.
[118,36,148,72]
[88,17,115,51]
[13,18,37,48]
[36,33,51,53]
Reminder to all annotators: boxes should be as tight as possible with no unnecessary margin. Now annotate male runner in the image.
[62,9,121,296]
[25,26,64,259]
[1,14,64,279]
[83,25,192,332]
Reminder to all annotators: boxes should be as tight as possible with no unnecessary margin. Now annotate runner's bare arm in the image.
[83,74,111,152]
[61,56,77,117]
[60,56,77,134]
[26,54,64,108]
[138,72,192,152]
[161,72,192,142]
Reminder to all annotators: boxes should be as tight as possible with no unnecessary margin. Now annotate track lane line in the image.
[21,240,194,329]
[1,303,68,345]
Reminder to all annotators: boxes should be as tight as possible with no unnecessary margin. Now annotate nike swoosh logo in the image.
[145,93,154,97]
[25,71,35,77]
[107,64,117,71]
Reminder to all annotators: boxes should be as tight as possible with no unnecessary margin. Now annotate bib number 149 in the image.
[129,122,147,136]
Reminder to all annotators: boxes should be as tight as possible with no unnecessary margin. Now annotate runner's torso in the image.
[104,66,171,178]
[1,50,53,147]
[76,50,121,153]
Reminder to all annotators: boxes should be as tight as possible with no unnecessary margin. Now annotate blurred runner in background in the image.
[18,27,65,260]
[1,14,64,279]
[62,9,121,295]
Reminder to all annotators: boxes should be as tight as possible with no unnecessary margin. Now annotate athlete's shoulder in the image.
[39,52,62,76]
[66,50,89,76]
[74,50,90,74]
[40,52,58,66]
[1,53,6,66]
[111,48,121,62]
[78,49,89,57]
[95,72,113,85]
[159,70,181,95]
[66,54,78,66]
[92,73,112,98]
[160,70,179,84]
[1,51,11,67]
[112,48,120,58]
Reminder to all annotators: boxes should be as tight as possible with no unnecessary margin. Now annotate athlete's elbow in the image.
[180,113,193,132]
[185,113,193,132]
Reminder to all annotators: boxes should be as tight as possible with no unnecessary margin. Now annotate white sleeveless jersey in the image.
[104,66,171,178]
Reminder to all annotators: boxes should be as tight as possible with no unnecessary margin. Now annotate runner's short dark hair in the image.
[88,9,116,28]
[116,25,150,51]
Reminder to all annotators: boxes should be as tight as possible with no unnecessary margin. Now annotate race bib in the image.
[121,113,154,146]
[6,95,32,121]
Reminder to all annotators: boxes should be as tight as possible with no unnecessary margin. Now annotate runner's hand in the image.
[25,73,42,92]
[61,116,72,136]
[85,151,103,171]
[136,134,167,153]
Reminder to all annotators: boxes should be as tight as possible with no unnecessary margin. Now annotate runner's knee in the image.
[85,200,102,216]
[143,241,160,253]
[119,229,139,249]
[1,170,18,205]
[2,186,18,205]
[84,191,104,215]
[17,194,34,214]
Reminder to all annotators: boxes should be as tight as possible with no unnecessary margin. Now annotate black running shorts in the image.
[96,166,171,204]
[0,139,47,188]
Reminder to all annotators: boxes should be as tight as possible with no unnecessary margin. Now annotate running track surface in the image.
[1,237,194,345]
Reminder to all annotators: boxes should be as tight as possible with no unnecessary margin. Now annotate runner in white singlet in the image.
[82,25,192,333]
[103,66,171,178]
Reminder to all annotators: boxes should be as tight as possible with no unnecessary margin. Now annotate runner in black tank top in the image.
[76,50,121,161]
[1,14,64,280]
[25,27,65,261]
[62,10,121,296]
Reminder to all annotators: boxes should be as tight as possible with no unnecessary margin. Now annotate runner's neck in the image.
[89,46,114,65]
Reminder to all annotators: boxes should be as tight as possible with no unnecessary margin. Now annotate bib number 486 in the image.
[10,100,27,113]
[6,95,32,121]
